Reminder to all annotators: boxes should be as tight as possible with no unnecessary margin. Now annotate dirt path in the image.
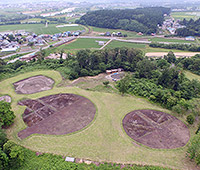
[146,52,200,58]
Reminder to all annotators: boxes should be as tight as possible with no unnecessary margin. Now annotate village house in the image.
[106,68,123,74]
[185,36,195,41]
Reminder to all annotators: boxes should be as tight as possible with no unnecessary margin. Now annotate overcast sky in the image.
[1,0,199,3]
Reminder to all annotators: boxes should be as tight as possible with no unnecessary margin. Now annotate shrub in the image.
[103,81,110,87]
[187,133,200,165]
[186,114,195,125]
[0,101,15,127]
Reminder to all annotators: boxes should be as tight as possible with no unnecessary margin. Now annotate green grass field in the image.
[150,37,194,44]
[55,38,109,51]
[106,40,146,49]
[90,26,143,38]
[185,71,200,81]
[171,12,200,20]
[105,40,189,53]
[0,70,197,170]
[0,24,85,35]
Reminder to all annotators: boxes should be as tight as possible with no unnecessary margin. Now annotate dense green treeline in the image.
[0,48,143,81]
[179,54,200,75]
[116,52,200,120]
[76,7,170,34]
[176,18,200,37]
[149,42,200,52]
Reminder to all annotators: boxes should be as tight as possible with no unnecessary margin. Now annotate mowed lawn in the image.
[0,24,85,35]
[0,70,197,170]
[56,38,109,50]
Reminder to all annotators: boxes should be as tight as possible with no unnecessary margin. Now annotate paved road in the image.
[79,36,191,45]
[0,50,36,60]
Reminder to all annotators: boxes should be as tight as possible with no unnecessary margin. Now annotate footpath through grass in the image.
[0,70,197,170]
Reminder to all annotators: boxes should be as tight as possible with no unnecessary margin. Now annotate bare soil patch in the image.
[13,75,54,94]
[146,52,200,58]
[0,95,11,103]
[123,110,190,149]
[65,73,108,89]
[18,93,96,139]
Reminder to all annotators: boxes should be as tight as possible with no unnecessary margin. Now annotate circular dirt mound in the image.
[123,110,190,149]
[18,93,96,139]
[13,75,54,94]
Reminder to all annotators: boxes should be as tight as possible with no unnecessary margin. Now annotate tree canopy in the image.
[76,7,170,34]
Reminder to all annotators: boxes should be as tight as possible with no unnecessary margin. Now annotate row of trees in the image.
[149,42,200,52]
[76,7,170,34]
[0,47,144,81]
[176,18,200,37]
[179,54,200,75]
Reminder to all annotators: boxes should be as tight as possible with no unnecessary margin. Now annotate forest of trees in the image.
[116,52,200,113]
[176,18,200,37]
[76,7,170,34]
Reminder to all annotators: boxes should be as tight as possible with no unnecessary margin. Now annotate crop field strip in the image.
[0,24,85,34]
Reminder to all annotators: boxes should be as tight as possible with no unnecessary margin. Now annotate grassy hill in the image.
[0,70,197,170]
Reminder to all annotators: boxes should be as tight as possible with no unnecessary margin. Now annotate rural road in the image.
[79,36,192,45]
[0,50,36,59]
[146,52,200,58]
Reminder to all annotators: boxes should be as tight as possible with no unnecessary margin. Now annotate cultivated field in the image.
[0,24,85,35]
[171,11,200,20]
[106,40,146,49]
[105,41,190,53]
[0,70,198,170]
[90,26,143,38]
[55,38,109,50]
[150,37,196,44]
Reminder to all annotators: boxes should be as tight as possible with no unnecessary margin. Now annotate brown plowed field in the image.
[18,93,96,139]
[13,75,54,94]
[123,110,190,149]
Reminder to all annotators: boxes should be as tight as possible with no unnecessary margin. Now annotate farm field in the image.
[105,40,189,53]
[150,37,195,44]
[0,24,85,35]
[54,38,109,51]
[106,40,146,49]
[90,26,144,38]
[0,70,198,170]
[171,11,200,20]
